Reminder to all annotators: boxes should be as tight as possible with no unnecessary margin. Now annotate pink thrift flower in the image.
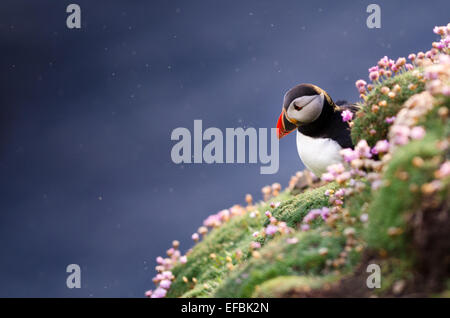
[436,41,445,50]
[340,148,358,162]
[265,211,272,218]
[368,66,379,73]
[320,207,330,221]
[300,224,310,231]
[159,279,171,290]
[203,214,221,227]
[385,116,396,124]
[162,271,173,280]
[151,287,167,298]
[355,79,367,88]
[327,163,345,176]
[191,233,199,241]
[304,209,321,223]
[335,188,345,197]
[179,256,187,264]
[336,171,351,183]
[391,125,410,145]
[265,224,278,236]
[371,180,383,190]
[270,201,281,209]
[394,135,409,146]
[166,248,174,256]
[341,110,353,122]
[218,209,230,221]
[395,57,406,67]
[434,26,446,35]
[437,161,450,178]
[145,290,152,298]
[369,71,379,81]
[252,231,259,238]
[355,140,372,158]
[378,56,389,68]
[156,256,164,264]
[405,63,414,71]
[321,172,335,182]
[250,241,261,249]
[286,237,299,244]
[410,126,426,140]
[442,86,450,96]
[374,140,390,154]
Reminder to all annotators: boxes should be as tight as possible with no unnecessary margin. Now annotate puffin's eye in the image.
[294,104,302,111]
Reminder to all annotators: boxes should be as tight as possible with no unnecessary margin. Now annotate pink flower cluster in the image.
[146,270,175,298]
[371,140,390,155]
[321,140,382,184]
[203,209,231,228]
[321,163,346,182]
[357,55,413,90]
[390,125,426,146]
[433,24,450,51]
[253,211,292,241]
[303,207,330,223]
[385,116,396,124]
[355,24,450,99]
[145,240,187,298]
[424,53,450,96]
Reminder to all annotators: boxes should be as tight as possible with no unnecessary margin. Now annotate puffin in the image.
[276,83,358,176]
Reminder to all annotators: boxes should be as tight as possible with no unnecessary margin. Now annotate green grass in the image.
[251,275,339,297]
[167,184,348,297]
[167,192,294,297]
[214,228,352,297]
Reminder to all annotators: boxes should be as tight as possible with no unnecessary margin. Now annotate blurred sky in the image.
[0,0,449,297]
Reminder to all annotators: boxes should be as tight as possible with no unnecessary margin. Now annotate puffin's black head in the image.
[276,83,335,139]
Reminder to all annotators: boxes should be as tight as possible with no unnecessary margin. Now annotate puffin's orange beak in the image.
[276,110,296,139]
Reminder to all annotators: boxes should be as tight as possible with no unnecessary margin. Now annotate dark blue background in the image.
[0,0,448,297]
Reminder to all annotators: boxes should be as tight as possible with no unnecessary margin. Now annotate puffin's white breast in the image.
[296,131,343,176]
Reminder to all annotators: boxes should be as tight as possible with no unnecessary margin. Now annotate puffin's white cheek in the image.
[301,101,323,123]
[286,93,324,124]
